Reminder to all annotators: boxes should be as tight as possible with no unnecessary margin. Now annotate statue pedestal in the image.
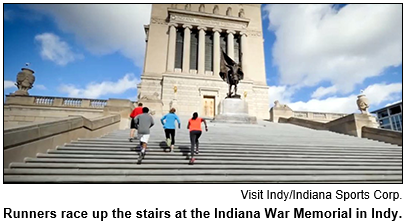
[214,98,257,124]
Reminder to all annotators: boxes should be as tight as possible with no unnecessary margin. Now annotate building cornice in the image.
[168,8,250,30]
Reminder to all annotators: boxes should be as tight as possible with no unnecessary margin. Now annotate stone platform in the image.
[213,98,257,124]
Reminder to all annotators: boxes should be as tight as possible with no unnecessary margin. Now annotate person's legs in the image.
[194,131,202,153]
[170,129,175,151]
[129,119,136,141]
[164,129,171,147]
[189,131,197,157]
[138,134,150,156]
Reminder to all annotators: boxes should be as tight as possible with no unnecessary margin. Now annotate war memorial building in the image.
[137,4,269,119]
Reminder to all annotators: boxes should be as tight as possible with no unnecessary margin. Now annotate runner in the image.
[129,103,143,142]
[187,112,208,164]
[160,108,181,152]
[133,107,154,163]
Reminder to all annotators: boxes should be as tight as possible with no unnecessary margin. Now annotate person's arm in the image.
[175,115,181,129]
[150,116,155,128]
[202,119,208,132]
[160,114,166,126]
[187,121,190,130]
[134,116,139,130]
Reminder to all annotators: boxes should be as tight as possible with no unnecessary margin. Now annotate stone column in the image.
[227,30,235,60]
[166,23,177,72]
[240,31,248,72]
[182,25,192,73]
[198,26,206,75]
[213,28,221,77]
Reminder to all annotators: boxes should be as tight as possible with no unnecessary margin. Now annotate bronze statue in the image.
[219,48,244,98]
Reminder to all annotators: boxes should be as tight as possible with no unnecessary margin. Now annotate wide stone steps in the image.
[5,169,401,176]
[4,120,402,183]
[9,163,401,170]
[34,153,401,162]
[4,175,401,183]
[46,149,401,158]
[54,146,401,154]
[65,142,400,150]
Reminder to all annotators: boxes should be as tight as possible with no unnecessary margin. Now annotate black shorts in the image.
[130,118,136,129]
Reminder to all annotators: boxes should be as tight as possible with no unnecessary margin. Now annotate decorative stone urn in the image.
[356,93,370,114]
[12,68,35,96]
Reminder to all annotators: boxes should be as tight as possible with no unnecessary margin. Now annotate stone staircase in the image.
[4,118,402,183]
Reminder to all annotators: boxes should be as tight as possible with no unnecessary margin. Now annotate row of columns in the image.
[166,23,247,76]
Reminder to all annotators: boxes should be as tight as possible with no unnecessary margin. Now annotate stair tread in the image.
[24,157,402,166]
[5,175,402,183]
[36,153,402,162]
[10,162,402,170]
[5,169,402,175]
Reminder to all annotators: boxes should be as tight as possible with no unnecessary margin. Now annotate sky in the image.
[3,4,403,113]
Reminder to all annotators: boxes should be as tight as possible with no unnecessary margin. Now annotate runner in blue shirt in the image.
[161,108,181,152]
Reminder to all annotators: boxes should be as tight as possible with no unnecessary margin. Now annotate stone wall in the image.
[4,115,121,168]
[158,73,269,118]
[362,126,402,146]
[327,114,378,137]
[4,105,104,128]
[277,114,400,145]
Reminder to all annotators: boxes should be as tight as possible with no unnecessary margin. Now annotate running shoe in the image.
[166,138,171,147]
[189,158,195,165]
[137,152,144,164]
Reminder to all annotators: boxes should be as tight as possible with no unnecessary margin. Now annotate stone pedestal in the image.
[214,98,257,124]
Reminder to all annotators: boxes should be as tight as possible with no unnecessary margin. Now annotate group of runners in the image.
[129,103,208,164]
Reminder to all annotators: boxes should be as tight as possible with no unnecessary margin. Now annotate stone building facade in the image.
[137,4,269,119]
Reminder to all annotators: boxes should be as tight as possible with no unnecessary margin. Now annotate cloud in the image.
[264,4,402,94]
[287,82,402,113]
[268,85,294,106]
[4,80,16,89]
[35,84,47,90]
[362,83,402,106]
[289,96,356,113]
[26,4,152,67]
[35,33,83,66]
[385,100,402,107]
[4,10,13,21]
[59,73,140,99]
[311,85,338,99]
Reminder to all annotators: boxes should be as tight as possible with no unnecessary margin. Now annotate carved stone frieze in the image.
[170,13,248,30]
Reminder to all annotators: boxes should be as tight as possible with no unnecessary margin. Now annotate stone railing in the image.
[270,105,348,123]
[293,111,347,122]
[5,96,137,130]
[8,95,110,108]
[4,114,121,167]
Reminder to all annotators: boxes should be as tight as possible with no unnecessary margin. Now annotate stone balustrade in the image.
[7,95,111,108]
[270,104,348,123]
[293,111,347,122]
